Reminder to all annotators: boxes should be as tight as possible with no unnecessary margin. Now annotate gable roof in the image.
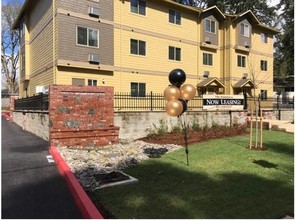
[197,77,225,88]
[201,5,226,20]
[233,79,256,88]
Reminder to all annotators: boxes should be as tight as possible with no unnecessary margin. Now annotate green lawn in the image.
[94,130,294,219]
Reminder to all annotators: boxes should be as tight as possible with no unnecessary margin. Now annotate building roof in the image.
[13,0,279,34]
[201,6,226,20]
[197,77,225,88]
[233,79,256,88]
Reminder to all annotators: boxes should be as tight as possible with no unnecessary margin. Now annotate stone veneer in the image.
[49,85,119,147]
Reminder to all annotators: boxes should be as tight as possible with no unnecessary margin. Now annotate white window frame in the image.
[203,52,213,66]
[260,60,268,71]
[169,46,181,61]
[20,19,25,37]
[130,0,146,16]
[237,55,246,67]
[88,79,98,86]
[130,39,146,56]
[131,82,146,97]
[21,52,25,70]
[205,18,216,34]
[240,23,250,37]
[169,9,181,25]
[76,26,99,48]
[261,33,268,43]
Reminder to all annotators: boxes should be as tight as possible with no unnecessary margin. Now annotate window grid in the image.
[261,33,268,43]
[88,79,98,86]
[169,46,181,61]
[260,60,268,71]
[240,23,250,37]
[169,9,181,25]
[130,39,146,56]
[131,82,146,97]
[203,53,213,66]
[77,26,99,48]
[205,19,216,34]
[237,55,246,67]
[131,0,146,15]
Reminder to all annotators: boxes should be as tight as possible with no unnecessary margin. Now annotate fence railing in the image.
[114,92,204,111]
[14,93,49,111]
[13,92,294,112]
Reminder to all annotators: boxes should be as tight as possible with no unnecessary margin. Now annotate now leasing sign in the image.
[203,95,244,110]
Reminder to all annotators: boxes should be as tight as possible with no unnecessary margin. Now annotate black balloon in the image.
[179,99,188,115]
[169,69,186,87]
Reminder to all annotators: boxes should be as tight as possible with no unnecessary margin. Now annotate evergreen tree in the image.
[274,0,294,79]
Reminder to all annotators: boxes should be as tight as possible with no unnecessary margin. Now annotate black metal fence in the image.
[13,92,294,112]
[114,92,203,111]
[14,93,49,111]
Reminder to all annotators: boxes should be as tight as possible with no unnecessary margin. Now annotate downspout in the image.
[52,0,56,84]
[223,20,226,94]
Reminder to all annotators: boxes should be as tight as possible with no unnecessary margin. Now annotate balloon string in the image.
[181,113,189,166]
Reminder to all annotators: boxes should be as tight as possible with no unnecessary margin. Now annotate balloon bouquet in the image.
[164,69,196,166]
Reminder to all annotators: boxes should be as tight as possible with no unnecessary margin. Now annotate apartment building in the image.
[13,0,278,99]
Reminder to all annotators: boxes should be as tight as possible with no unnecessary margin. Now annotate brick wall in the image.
[49,85,119,147]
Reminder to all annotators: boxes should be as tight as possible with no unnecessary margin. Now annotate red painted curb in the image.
[49,146,104,219]
[2,112,12,120]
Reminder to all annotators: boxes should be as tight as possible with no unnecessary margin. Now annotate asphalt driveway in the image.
[1,116,82,219]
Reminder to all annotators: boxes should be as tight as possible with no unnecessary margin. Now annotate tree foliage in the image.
[1,0,22,95]
[274,0,294,80]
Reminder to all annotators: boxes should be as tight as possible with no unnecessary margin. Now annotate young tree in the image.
[1,0,22,95]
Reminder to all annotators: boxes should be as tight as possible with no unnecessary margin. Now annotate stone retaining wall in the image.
[13,111,49,141]
[114,110,248,140]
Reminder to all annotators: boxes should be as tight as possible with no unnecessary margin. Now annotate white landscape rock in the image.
[57,140,182,192]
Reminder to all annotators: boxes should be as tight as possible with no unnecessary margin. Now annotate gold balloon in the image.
[165,100,183,116]
[180,84,196,101]
[164,85,180,101]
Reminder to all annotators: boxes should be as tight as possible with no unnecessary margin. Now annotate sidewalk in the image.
[1,115,82,219]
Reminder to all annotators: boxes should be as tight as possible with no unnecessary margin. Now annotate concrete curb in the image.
[2,112,12,120]
[49,146,104,219]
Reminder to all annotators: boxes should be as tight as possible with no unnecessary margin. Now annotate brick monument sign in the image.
[49,85,119,147]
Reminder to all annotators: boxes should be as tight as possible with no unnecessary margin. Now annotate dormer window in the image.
[261,33,268,43]
[169,9,181,25]
[20,18,25,37]
[205,19,216,34]
[240,23,250,37]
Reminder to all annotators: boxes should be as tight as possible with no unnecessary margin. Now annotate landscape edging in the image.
[49,146,104,219]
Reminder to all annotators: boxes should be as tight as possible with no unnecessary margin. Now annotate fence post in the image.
[150,91,153,111]
[40,93,43,111]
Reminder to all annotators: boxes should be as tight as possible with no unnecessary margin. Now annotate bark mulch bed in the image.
[139,125,248,146]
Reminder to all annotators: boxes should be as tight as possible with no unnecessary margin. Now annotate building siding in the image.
[15,0,277,99]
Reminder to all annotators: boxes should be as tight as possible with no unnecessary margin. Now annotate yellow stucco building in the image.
[13,0,278,100]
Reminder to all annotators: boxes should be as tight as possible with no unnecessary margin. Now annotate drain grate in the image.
[93,171,138,190]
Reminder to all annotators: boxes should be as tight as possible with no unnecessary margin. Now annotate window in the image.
[205,19,216,34]
[261,33,268,43]
[237,55,246,67]
[88,79,97,86]
[77,26,99,47]
[20,19,25,37]
[260,60,268,71]
[240,23,250,37]
[131,0,146,15]
[131,82,146,97]
[72,78,85,86]
[169,46,181,61]
[130,39,146,56]
[260,90,267,100]
[169,9,181,25]
[21,52,25,70]
[203,53,213,66]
